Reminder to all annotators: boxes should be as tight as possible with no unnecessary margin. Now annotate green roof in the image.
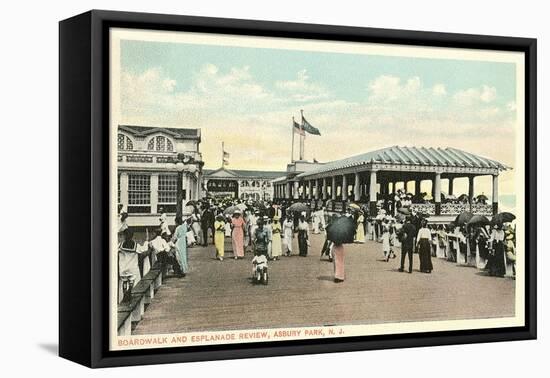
[296,146,510,178]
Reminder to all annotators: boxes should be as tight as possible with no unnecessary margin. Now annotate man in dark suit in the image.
[398,216,417,273]
[201,206,215,246]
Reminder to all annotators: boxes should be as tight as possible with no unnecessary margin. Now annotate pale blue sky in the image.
[118,38,519,197]
[121,39,516,110]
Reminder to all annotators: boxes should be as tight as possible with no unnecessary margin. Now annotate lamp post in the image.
[173,153,202,220]
[175,161,185,221]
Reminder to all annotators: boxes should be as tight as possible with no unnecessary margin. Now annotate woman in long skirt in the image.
[191,210,202,245]
[355,212,365,243]
[416,219,433,273]
[333,244,345,283]
[381,219,391,260]
[173,217,189,275]
[488,224,506,277]
[271,216,283,260]
[231,210,245,259]
[214,215,225,261]
[282,216,294,256]
[297,213,309,257]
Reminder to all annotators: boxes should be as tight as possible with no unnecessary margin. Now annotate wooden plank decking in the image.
[133,233,515,335]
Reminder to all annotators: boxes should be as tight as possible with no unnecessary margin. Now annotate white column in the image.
[294,181,299,200]
[315,179,320,200]
[331,176,336,200]
[369,171,377,202]
[342,174,348,201]
[354,172,360,202]
[434,172,442,203]
[322,178,327,200]
[309,180,313,199]
[120,172,129,212]
[492,174,499,214]
[150,173,159,214]
[285,182,291,199]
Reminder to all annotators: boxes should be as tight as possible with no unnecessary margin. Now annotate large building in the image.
[203,167,286,201]
[117,125,204,226]
[272,146,510,217]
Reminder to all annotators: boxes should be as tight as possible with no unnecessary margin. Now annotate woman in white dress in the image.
[282,216,294,256]
[312,211,320,234]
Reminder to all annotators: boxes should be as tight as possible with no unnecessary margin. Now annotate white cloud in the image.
[432,83,447,96]
[119,68,516,186]
[454,84,497,105]
[367,75,422,102]
[275,69,330,102]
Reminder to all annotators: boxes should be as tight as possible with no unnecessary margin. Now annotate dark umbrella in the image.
[476,194,489,202]
[326,216,356,245]
[223,205,240,215]
[455,211,474,226]
[397,207,411,215]
[288,202,309,213]
[492,212,516,224]
[467,215,490,227]
[185,200,199,206]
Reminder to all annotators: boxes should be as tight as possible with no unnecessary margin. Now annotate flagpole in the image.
[291,117,295,163]
[300,109,305,161]
[221,141,224,169]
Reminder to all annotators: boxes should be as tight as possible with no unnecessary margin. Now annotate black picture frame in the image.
[59,9,537,368]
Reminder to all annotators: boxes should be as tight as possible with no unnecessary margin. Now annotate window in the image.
[117,134,133,150]
[128,174,151,213]
[147,135,174,152]
[158,174,177,213]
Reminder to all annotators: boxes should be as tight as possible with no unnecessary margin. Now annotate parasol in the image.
[326,216,356,245]
[348,203,361,211]
[476,194,489,202]
[223,205,240,215]
[288,202,309,213]
[492,212,516,224]
[397,207,411,215]
[467,215,490,227]
[455,211,474,226]
[235,203,247,211]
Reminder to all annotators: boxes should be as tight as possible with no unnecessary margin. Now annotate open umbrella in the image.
[492,212,516,224]
[235,203,247,211]
[467,215,490,227]
[397,207,411,215]
[288,202,309,213]
[476,194,489,202]
[348,203,361,211]
[455,211,474,226]
[223,205,240,215]
[326,216,356,245]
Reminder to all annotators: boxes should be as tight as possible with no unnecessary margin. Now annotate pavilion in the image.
[272,146,511,216]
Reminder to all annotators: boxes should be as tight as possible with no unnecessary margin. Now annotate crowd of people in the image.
[117,195,516,298]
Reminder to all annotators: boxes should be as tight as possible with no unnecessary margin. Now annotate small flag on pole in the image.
[223,151,230,158]
[223,159,229,166]
[293,120,305,136]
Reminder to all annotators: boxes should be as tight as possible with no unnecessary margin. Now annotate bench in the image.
[117,266,163,336]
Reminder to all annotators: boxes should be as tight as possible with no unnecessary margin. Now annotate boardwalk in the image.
[133,233,515,335]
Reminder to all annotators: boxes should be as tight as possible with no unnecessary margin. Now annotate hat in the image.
[301,211,307,216]
[233,209,242,214]
[273,215,280,221]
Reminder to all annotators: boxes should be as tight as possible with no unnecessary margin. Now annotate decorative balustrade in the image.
[410,203,436,215]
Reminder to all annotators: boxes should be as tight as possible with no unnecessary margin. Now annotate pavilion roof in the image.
[296,146,511,178]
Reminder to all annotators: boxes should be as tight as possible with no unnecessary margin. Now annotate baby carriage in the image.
[252,252,269,285]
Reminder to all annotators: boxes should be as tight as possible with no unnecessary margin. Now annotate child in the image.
[252,249,268,285]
